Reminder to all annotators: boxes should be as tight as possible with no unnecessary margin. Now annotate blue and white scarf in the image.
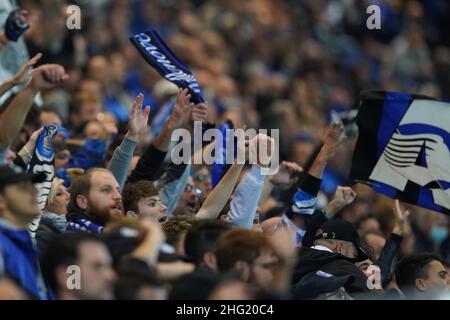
[28,124,67,236]
[66,218,104,235]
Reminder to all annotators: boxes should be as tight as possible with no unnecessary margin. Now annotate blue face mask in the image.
[430,226,448,243]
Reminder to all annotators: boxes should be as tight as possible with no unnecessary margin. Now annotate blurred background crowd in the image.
[0,0,450,300]
[16,0,450,259]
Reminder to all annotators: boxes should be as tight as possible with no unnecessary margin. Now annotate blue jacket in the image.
[0,219,50,300]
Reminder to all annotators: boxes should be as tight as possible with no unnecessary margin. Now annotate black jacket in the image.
[293,247,370,295]
[301,208,403,289]
[126,144,167,183]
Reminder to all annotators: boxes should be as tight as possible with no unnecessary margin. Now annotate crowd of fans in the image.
[0,0,450,300]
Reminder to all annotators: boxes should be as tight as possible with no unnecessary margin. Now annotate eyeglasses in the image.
[184,184,203,196]
[194,174,209,182]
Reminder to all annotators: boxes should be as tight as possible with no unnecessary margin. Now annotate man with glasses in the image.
[192,165,212,200]
[173,177,203,216]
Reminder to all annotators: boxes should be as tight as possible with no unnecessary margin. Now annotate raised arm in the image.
[309,122,344,179]
[302,186,357,247]
[0,53,42,98]
[159,163,191,217]
[259,161,303,207]
[195,162,245,220]
[127,89,193,183]
[377,199,407,287]
[15,126,43,168]
[108,93,150,189]
[0,63,68,148]
[227,134,276,228]
[152,88,192,152]
[227,164,266,228]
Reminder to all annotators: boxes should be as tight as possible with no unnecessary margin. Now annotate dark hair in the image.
[395,252,441,294]
[169,269,222,300]
[215,228,273,272]
[162,215,196,249]
[40,233,104,292]
[261,205,286,222]
[184,219,234,265]
[121,180,159,213]
[114,262,163,300]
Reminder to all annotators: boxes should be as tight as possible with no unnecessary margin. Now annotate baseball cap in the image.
[315,219,369,262]
[0,166,47,191]
[293,270,354,299]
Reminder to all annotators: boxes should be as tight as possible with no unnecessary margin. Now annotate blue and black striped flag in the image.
[350,90,450,215]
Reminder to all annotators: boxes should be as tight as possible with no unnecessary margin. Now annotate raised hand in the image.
[18,127,44,163]
[25,126,44,151]
[325,186,357,216]
[249,133,275,168]
[392,199,409,236]
[270,161,303,186]
[127,93,151,140]
[319,122,345,161]
[191,102,208,123]
[169,88,193,128]
[27,64,69,90]
[12,53,42,86]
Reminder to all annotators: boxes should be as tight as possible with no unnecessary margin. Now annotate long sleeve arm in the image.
[227,164,266,228]
[107,135,137,190]
[377,233,403,288]
[160,163,191,217]
[290,174,321,214]
[0,86,37,148]
[287,173,328,248]
[127,143,167,183]
[127,112,182,184]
